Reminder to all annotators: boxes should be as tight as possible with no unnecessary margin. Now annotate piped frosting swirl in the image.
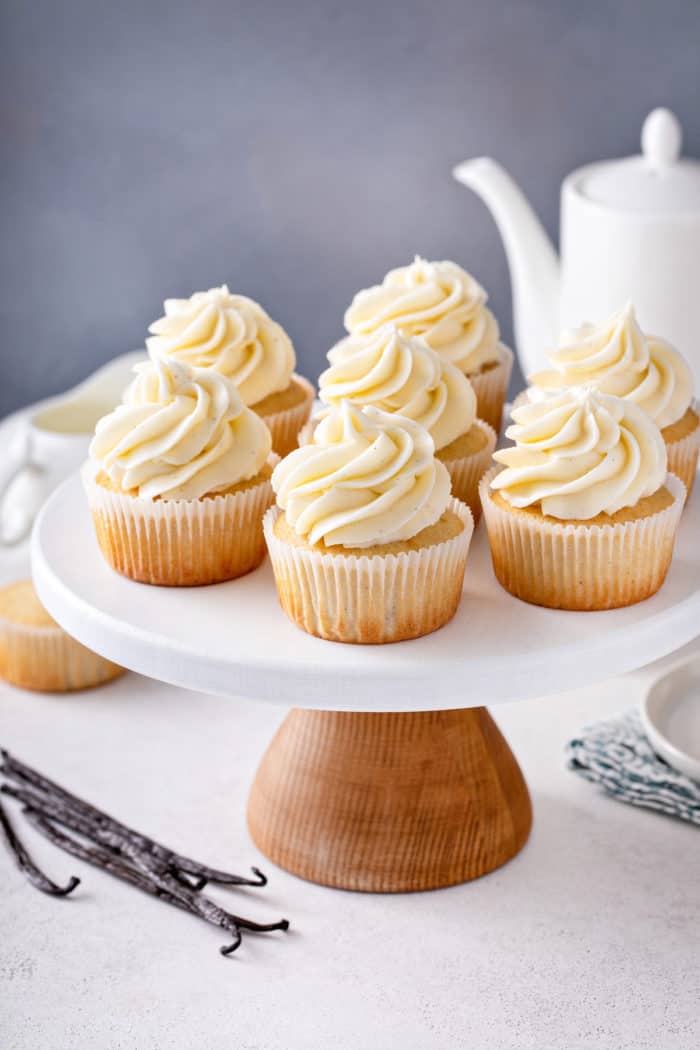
[492,387,667,520]
[271,402,451,548]
[343,257,500,374]
[317,324,477,450]
[528,303,693,429]
[146,285,295,407]
[90,357,271,499]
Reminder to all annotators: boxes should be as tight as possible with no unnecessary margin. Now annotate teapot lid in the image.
[576,109,700,214]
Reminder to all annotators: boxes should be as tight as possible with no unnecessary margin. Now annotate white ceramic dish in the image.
[31,474,700,711]
[0,351,145,547]
[641,656,700,781]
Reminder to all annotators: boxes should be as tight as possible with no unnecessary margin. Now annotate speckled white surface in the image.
[2,645,699,1050]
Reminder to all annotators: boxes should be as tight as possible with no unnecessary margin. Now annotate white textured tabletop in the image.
[2,644,699,1050]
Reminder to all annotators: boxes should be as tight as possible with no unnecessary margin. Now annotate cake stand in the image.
[31,475,700,892]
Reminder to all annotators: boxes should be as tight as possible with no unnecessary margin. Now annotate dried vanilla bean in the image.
[1,750,266,887]
[0,798,79,897]
[1,751,290,956]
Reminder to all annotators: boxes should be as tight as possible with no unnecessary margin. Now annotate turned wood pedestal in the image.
[247,707,532,892]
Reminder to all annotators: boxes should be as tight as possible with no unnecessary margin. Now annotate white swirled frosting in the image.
[272,402,451,548]
[343,257,500,374]
[146,285,295,407]
[90,358,271,499]
[317,325,477,450]
[492,387,667,520]
[528,303,693,429]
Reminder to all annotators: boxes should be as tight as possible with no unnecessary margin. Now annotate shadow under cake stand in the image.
[32,475,700,892]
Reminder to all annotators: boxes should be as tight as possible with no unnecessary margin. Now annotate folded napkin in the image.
[567,710,700,825]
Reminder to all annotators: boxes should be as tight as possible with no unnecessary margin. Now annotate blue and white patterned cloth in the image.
[567,710,700,825]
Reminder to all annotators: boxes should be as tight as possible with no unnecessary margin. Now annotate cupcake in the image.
[343,256,513,432]
[527,303,699,496]
[84,357,275,586]
[146,285,314,456]
[313,324,495,520]
[0,580,123,692]
[480,388,685,611]
[264,402,474,643]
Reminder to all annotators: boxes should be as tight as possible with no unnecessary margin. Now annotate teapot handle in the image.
[0,423,44,547]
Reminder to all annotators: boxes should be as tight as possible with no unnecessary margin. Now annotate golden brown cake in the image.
[84,358,275,586]
[265,403,474,643]
[0,580,124,692]
[480,389,685,610]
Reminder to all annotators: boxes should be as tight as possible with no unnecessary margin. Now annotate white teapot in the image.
[454,108,700,385]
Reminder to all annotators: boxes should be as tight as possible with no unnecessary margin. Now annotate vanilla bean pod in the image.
[89,822,290,939]
[22,809,243,955]
[20,803,250,955]
[1,750,266,887]
[2,780,289,951]
[0,798,79,897]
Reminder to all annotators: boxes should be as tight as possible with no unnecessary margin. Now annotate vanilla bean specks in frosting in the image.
[492,387,667,520]
[272,402,451,548]
[317,324,477,450]
[528,303,693,429]
[90,358,271,499]
[146,285,295,407]
[343,257,501,375]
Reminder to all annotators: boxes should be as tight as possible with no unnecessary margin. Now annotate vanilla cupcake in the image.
[264,403,474,643]
[146,285,314,456]
[84,358,275,586]
[480,388,685,611]
[343,257,513,432]
[527,303,699,496]
[312,324,495,520]
[0,580,123,692]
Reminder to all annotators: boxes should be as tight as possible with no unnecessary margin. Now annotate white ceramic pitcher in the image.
[0,351,144,545]
[453,108,700,385]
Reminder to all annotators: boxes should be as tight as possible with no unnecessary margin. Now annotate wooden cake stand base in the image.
[247,707,532,892]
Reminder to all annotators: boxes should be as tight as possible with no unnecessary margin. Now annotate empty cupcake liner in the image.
[263,497,474,643]
[479,468,686,611]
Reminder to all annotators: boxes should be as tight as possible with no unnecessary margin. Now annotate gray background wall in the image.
[2,0,699,415]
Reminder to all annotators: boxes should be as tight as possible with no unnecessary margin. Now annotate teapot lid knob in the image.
[642,108,682,170]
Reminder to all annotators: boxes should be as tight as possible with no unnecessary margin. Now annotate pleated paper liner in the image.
[263,497,474,644]
[479,468,686,611]
[438,419,496,523]
[664,401,699,499]
[468,343,514,434]
[254,373,315,457]
[82,459,277,586]
[0,618,123,692]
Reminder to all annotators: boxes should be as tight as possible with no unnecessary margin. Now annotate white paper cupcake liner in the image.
[264,497,474,643]
[439,419,497,522]
[468,343,514,434]
[479,468,686,610]
[256,373,315,457]
[0,618,123,692]
[82,459,277,586]
[664,400,700,500]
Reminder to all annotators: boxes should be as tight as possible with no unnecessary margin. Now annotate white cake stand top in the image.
[31,474,700,711]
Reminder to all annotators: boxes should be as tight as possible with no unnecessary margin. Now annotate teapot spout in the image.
[453,157,560,375]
